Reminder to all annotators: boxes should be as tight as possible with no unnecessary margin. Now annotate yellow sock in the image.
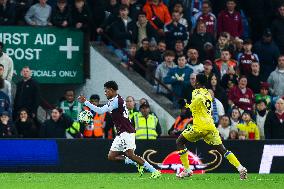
[224,151,241,169]
[179,149,190,169]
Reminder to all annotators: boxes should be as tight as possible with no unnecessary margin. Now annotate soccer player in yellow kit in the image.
[176,74,247,179]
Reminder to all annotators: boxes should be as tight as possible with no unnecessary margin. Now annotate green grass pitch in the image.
[0,173,283,189]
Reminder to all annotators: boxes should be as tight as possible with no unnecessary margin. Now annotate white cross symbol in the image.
[59,38,79,59]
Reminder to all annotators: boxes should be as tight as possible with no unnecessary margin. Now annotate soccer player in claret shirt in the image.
[176,74,248,179]
[78,81,161,178]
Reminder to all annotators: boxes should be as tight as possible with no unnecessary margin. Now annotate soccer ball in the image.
[78,110,93,123]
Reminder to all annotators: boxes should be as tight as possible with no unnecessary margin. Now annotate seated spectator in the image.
[264,97,284,139]
[126,43,138,68]
[247,62,263,94]
[0,0,16,25]
[208,89,225,125]
[233,38,243,58]
[255,100,269,139]
[126,96,138,120]
[215,32,231,59]
[267,55,284,98]
[164,11,188,50]
[143,0,172,37]
[238,130,247,140]
[15,108,38,138]
[168,99,192,137]
[121,0,142,21]
[25,0,52,26]
[71,0,92,32]
[191,1,216,35]
[0,90,11,119]
[217,115,231,140]
[156,41,167,62]
[236,110,260,140]
[228,75,255,111]
[15,0,33,25]
[0,111,17,138]
[0,42,14,82]
[50,0,71,28]
[182,73,196,102]
[230,107,241,129]
[133,11,158,47]
[60,89,83,121]
[174,40,185,58]
[253,29,280,81]
[171,2,189,29]
[209,74,228,112]
[237,39,259,77]
[187,48,204,74]
[189,21,215,61]
[146,40,161,84]
[40,107,73,138]
[217,0,243,38]
[155,50,176,95]
[255,82,272,109]
[201,60,219,88]
[135,38,150,76]
[228,129,238,140]
[221,66,238,93]
[214,48,237,78]
[164,55,193,107]
[132,101,161,139]
[0,64,11,103]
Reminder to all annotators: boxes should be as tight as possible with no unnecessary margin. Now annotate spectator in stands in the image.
[236,110,260,140]
[15,0,33,25]
[132,101,161,139]
[255,100,269,139]
[164,11,188,50]
[135,38,150,77]
[15,108,38,138]
[50,0,71,28]
[143,0,172,37]
[247,62,263,94]
[182,73,196,102]
[255,82,272,109]
[228,76,255,111]
[201,60,217,88]
[60,89,83,121]
[228,129,238,140]
[155,50,176,95]
[209,74,228,112]
[0,90,10,117]
[191,1,216,36]
[271,3,284,54]
[0,64,11,102]
[214,49,237,78]
[171,1,189,29]
[133,11,158,47]
[157,40,167,61]
[0,111,17,138]
[71,0,92,32]
[145,40,160,84]
[208,89,225,125]
[168,99,192,137]
[40,107,73,138]
[267,55,284,98]
[253,28,280,81]
[217,0,243,38]
[217,115,231,140]
[125,43,137,68]
[25,0,52,26]
[14,66,40,120]
[221,66,238,93]
[214,32,232,59]
[174,40,185,58]
[0,0,15,25]
[229,107,241,129]
[234,38,243,58]
[120,0,143,21]
[237,39,259,77]
[265,97,284,139]
[189,21,215,61]
[186,48,204,74]
[126,96,138,120]
[238,130,247,140]
[164,55,193,107]
[0,42,13,82]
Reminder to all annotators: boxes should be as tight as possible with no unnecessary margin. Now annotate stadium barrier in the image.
[0,139,283,173]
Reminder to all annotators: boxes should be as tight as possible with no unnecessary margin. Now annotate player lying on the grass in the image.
[176,74,248,179]
[78,81,161,178]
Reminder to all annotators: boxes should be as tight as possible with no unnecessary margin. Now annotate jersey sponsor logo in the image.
[142,149,222,175]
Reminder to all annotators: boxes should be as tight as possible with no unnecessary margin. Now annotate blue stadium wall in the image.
[0,139,283,173]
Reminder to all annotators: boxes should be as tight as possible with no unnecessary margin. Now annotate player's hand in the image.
[78,95,87,103]
[185,103,190,109]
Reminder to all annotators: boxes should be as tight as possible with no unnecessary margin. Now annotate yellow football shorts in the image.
[181,124,222,145]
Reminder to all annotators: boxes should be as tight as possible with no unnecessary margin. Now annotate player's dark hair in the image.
[104,81,118,91]
[196,74,207,87]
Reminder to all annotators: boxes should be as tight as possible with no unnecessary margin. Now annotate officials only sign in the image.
[0,26,84,84]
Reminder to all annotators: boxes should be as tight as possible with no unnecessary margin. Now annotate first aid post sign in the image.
[0,26,84,84]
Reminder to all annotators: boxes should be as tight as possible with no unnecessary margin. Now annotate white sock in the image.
[237,165,244,172]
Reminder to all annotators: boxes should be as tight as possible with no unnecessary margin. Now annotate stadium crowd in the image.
[0,0,284,140]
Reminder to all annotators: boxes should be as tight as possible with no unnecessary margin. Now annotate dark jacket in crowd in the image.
[51,5,71,27]
[271,15,284,53]
[40,114,72,138]
[0,0,16,25]
[15,118,39,138]
[0,122,17,138]
[14,78,40,119]
[165,22,188,50]
[0,91,11,116]
[247,73,265,94]
[132,22,158,44]
[71,5,92,32]
[264,111,284,139]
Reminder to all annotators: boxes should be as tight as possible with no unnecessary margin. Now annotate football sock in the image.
[143,161,157,173]
[124,157,137,166]
[224,151,241,169]
[179,148,190,170]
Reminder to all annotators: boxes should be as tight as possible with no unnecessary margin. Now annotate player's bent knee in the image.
[108,154,116,161]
